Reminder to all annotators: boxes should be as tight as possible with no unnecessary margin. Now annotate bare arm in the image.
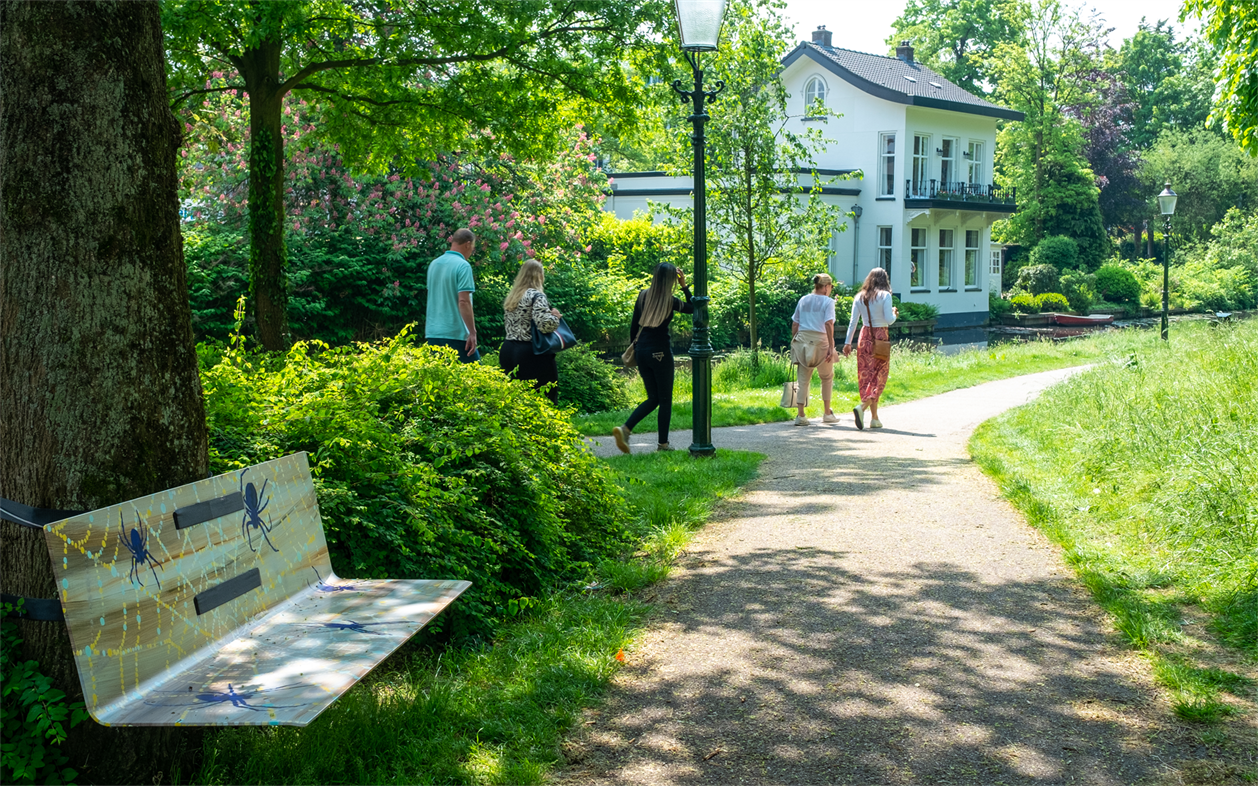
[458,292,477,354]
[825,320,835,361]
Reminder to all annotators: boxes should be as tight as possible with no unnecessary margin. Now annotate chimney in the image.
[896,40,915,63]
[811,25,832,48]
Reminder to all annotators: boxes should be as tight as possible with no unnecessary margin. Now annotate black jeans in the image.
[625,345,675,444]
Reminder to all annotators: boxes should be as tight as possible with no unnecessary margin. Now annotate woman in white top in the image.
[789,273,839,425]
[842,267,897,429]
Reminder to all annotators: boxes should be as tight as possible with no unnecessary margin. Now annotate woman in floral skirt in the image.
[842,267,897,429]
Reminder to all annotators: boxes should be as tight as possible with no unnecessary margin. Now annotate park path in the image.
[563,368,1195,785]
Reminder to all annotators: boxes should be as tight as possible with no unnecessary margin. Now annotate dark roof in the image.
[782,43,1025,122]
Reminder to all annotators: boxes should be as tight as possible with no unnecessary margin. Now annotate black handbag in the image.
[529,293,578,355]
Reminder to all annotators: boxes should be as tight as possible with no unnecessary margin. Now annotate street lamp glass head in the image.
[1157,182,1178,216]
[674,0,727,51]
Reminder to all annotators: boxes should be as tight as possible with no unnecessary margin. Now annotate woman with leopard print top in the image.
[500,260,562,403]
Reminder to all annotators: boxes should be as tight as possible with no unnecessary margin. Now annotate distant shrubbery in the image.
[1010,292,1039,313]
[1013,264,1061,296]
[1035,292,1070,312]
[200,329,631,641]
[1029,236,1078,271]
[1095,265,1142,303]
[555,344,632,414]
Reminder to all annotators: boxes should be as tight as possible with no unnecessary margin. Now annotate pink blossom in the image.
[480,183,490,191]
[522,240,531,247]
[500,241,509,251]
[389,174,400,182]
[513,231,523,240]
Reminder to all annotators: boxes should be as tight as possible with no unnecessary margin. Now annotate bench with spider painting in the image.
[35,452,469,727]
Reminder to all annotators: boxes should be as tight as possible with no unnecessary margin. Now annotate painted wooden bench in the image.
[41,452,469,727]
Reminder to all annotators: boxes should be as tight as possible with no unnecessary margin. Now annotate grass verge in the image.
[575,329,1166,436]
[969,319,1256,731]
[194,449,762,785]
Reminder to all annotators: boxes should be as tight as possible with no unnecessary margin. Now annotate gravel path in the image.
[563,368,1196,785]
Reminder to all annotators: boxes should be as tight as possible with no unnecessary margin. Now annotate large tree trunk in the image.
[0,2,208,781]
[240,39,289,351]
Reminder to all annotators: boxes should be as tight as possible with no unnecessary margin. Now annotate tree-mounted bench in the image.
[29,452,469,727]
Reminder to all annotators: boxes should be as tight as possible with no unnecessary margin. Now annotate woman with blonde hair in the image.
[789,273,839,425]
[612,262,693,453]
[842,267,897,428]
[501,259,562,403]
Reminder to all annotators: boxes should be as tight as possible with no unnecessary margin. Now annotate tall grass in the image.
[195,450,762,785]
[971,319,1258,723]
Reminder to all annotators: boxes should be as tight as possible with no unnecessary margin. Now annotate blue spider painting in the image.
[301,619,401,636]
[311,566,357,593]
[118,511,163,590]
[239,471,279,553]
[143,682,307,713]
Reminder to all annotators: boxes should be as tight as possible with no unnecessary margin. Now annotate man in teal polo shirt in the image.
[424,228,479,362]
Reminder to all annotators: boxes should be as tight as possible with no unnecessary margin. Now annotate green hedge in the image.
[200,330,631,640]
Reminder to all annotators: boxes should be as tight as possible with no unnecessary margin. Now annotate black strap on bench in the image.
[175,492,243,529]
[1,496,86,621]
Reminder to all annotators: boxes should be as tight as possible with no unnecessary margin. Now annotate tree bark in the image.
[239,38,289,351]
[0,1,208,781]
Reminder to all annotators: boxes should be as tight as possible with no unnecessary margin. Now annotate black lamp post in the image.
[1156,182,1177,341]
[671,0,727,457]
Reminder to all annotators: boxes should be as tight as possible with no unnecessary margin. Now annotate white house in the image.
[603,27,1024,329]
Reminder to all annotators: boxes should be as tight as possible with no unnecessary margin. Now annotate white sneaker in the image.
[852,407,864,430]
[870,418,883,428]
[794,415,810,426]
[822,412,840,423]
[612,426,631,454]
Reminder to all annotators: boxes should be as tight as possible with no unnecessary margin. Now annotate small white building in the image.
[604,28,1024,329]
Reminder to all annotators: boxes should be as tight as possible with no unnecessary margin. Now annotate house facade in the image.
[603,28,1024,329]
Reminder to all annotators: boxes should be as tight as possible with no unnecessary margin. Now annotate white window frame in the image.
[938,228,955,289]
[967,141,984,186]
[912,134,931,197]
[878,133,896,197]
[990,249,1002,277]
[940,138,958,189]
[804,76,827,116]
[877,226,893,274]
[910,227,928,289]
[964,229,980,288]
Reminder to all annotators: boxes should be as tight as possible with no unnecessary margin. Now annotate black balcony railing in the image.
[905,179,1016,205]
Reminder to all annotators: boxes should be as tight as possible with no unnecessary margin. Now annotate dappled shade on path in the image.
[571,370,1196,785]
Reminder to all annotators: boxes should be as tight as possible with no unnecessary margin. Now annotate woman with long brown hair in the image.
[842,267,898,429]
[501,259,562,403]
[612,262,693,453]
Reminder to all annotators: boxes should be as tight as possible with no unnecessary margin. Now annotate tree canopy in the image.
[1183,0,1258,153]
[885,0,1026,95]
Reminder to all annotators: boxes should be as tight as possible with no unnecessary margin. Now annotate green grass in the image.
[195,449,763,785]
[970,318,1258,725]
[574,330,1165,436]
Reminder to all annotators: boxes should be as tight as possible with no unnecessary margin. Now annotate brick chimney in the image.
[896,40,915,63]
[811,25,832,47]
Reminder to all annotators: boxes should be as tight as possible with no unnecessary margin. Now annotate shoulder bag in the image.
[864,295,892,360]
[622,292,644,367]
[529,291,578,355]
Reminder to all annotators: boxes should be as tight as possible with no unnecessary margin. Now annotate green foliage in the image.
[555,345,632,414]
[1029,235,1078,270]
[201,328,632,640]
[1035,292,1071,311]
[1107,21,1217,150]
[1013,263,1061,295]
[709,272,814,349]
[584,212,690,280]
[1183,0,1258,153]
[885,0,1025,95]
[1139,128,1258,242]
[1176,208,1258,310]
[1009,292,1040,313]
[892,297,941,322]
[1,602,90,785]
[988,291,1014,318]
[713,348,794,389]
[1059,271,1097,313]
[1095,264,1142,302]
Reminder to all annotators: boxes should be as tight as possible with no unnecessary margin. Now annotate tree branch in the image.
[171,84,248,108]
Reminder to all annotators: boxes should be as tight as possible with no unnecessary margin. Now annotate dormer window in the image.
[804,76,827,115]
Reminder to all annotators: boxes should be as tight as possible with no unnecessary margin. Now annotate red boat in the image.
[1050,313,1115,326]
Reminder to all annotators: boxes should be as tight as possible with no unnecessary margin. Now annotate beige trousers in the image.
[790,329,834,407]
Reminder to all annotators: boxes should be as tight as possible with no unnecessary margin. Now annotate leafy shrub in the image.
[709,272,813,350]
[1059,271,1096,314]
[893,298,941,321]
[1035,292,1071,312]
[1,602,90,785]
[713,348,794,389]
[1177,208,1258,311]
[1013,264,1061,296]
[988,291,1014,318]
[201,329,632,640]
[1010,292,1040,313]
[555,344,632,413]
[1095,264,1141,303]
[1029,235,1079,271]
[584,212,690,279]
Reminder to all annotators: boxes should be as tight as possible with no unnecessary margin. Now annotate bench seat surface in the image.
[43,452,470,727]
